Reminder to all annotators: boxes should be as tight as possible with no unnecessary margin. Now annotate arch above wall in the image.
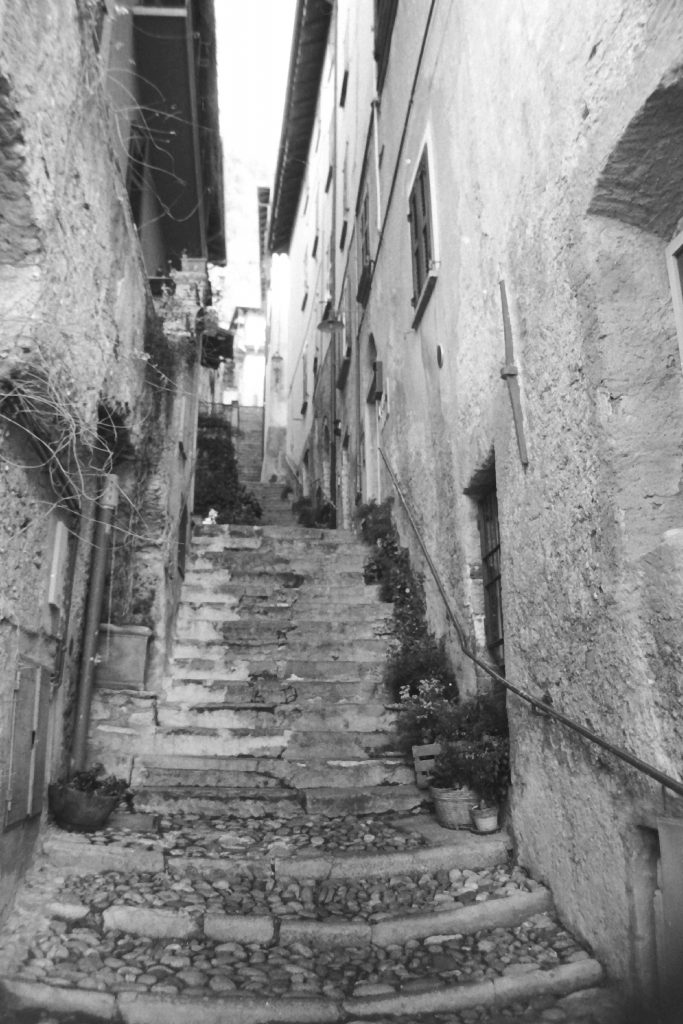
[589,68,683,239]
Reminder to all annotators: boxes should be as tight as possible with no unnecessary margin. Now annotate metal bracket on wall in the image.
[499,280,529,467]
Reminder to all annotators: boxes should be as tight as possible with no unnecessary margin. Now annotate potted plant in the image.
[48,763,134,832]
[428,691,509,831]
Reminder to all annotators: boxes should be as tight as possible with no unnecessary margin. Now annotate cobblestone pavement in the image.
[0,810,624,1023]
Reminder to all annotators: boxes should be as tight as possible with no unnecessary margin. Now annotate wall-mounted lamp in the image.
[317,310,344,333]
[334,419,342,436]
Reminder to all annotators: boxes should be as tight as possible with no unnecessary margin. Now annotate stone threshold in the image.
[2,959,604,1024]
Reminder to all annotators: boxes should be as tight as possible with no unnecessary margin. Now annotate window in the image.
[356,187,373,306]
[5,660,50,829]
[665,229,683,370]
[374,0,398,94]
[477,487,504,672]
[408,148,438,326]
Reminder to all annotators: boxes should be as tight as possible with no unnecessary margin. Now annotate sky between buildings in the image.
[214,0,296,315]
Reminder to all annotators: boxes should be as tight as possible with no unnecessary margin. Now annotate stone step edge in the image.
[42,830,511,880]
[2,959,604,1024]
[48,888,553,947]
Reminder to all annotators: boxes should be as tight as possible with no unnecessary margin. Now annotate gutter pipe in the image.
[71,473,119,772]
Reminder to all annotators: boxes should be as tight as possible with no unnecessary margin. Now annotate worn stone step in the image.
[157,701,395,734]
[133,785,303,817]
[174,617,390,644]
[170,658,384,683]
[285,730,398,759]
[161,677,385,707]
[303,783,423,817]
[171,638,388,663]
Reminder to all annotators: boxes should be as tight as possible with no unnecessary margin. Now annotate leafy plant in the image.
[194,418,262,524]
[394,676,461,751]
[431,690,509,805]
[63,763,134,810]
[356,498,457,701]
[292,495,336,528]
[432,735,509,807]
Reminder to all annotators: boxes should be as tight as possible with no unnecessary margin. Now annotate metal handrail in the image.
[378,447,683,799]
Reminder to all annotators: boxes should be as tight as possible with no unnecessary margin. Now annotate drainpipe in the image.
[329,0,338,512]
[71,473,119,772]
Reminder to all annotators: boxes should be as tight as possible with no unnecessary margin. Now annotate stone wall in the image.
[0,0,149,920]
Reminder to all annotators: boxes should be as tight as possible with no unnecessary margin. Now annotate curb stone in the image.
[1,958,604,1024]
[117,991,344,1024]
[2,978,116,1020]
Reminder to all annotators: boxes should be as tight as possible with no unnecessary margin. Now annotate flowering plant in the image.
[395,676,461,751]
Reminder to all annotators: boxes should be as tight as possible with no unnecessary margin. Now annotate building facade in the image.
[0,0,223,919]
[268,0,683,1008]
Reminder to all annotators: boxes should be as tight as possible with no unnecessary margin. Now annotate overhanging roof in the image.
[132,0,225,265]
[268,0,331,254]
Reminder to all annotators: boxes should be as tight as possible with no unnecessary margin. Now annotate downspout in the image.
[71,473,119,772]
[329,0,339,511]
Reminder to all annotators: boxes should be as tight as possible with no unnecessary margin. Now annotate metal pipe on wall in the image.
[71,473,119,772]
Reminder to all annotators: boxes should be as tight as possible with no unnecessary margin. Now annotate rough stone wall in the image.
[280,0,683,1002]
[0,0,149,921]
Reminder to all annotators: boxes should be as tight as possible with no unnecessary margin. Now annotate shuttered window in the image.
[477,489,505,672]
[374,0,398,94]
[5,661,51,829]
[409,150,433,303]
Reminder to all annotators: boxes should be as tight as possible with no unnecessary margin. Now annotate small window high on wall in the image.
[665,229,683,370]
[408,148,438,327]
[373,0,398,94]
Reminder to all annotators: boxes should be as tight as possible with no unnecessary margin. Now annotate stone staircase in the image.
[0,407,622,1023]
[128,519,420,820]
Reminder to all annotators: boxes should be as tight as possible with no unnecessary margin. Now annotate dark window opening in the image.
[339,68,349,108]
[374,0,398,94]
[477,487,505,673]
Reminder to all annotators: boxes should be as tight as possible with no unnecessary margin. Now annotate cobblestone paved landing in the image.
[0,416,623,1023]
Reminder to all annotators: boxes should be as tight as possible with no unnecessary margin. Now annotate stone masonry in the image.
[0,410,622,1023]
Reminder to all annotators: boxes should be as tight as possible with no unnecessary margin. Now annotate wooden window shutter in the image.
[6,660,51,829]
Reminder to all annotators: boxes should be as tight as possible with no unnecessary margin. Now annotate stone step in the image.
[133,785,303,817]
[131,754,412,791]
[174,616,390,644]
[169,658,384,683]
[161,677,386,707]
[176,599,389,623]
[171,638,389,662]
[284,730,399,759]
[157,701,396,734]
[302,783,423,816]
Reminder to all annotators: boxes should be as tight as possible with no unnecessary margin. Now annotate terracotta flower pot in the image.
[48,784,119,832]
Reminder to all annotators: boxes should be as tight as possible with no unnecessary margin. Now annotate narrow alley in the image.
[1,2,683,1023]
[0,413,620,1024]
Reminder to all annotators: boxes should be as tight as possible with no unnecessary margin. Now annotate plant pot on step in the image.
[430,785,478,829]
[48,784,119,832]
[471,803,500,833]
[48,764,133,833]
